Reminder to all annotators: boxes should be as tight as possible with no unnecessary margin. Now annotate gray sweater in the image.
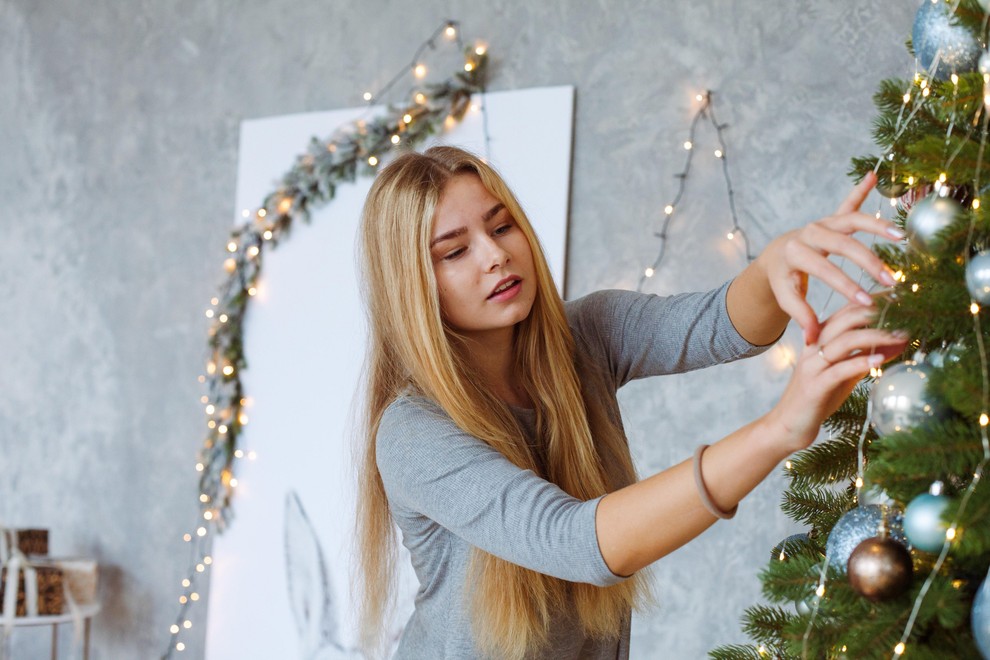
[376,283,770,659]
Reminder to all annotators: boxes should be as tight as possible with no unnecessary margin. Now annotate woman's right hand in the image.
[766,301,909,454]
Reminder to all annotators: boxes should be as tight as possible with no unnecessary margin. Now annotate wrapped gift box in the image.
[33,557,98,606]
[0,564,63,616]
[3,529,48,556]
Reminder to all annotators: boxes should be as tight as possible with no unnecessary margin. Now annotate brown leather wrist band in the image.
[692,444,738,520]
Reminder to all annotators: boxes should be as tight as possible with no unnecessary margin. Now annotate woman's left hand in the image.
[758,171,905,346]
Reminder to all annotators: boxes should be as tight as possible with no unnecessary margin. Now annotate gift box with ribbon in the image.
[0,527,64,619]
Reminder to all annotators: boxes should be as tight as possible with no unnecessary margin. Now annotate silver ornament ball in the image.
[968,251,990,304]
[826,505,907,571]
[913,0,983,79]
[906,194,962,252]
[869,360,946,436]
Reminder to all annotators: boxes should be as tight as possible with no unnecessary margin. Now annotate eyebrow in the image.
[430,203,506,248]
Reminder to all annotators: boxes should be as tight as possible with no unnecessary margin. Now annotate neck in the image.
[460,327,532,409]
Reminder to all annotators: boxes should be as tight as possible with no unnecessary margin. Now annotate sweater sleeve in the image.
[376,395,628,587]
[565,279,773,388]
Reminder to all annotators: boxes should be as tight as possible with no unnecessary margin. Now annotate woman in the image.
[356,145,907,659]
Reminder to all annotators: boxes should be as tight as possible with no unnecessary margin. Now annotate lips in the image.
[488,276,522,299]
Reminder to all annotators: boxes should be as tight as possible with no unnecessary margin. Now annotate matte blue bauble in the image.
[826,505,907,571]
[968,251,990,304]
[903,492,950,552]
[913,0,983,80]
[973,569,990,659]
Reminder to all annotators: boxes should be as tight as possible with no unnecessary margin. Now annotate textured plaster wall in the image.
[1,0,914,657]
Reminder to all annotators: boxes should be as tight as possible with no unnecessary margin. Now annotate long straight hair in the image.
[356,146,645,659]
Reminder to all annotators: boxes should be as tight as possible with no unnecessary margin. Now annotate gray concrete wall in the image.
[1,0,914,657]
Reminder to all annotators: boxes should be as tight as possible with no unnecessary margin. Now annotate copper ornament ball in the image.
[847,537,913,602]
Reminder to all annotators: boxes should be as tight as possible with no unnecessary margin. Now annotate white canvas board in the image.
[205,86,574,659]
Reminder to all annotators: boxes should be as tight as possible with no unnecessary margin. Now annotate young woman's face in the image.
[430,174,537,343]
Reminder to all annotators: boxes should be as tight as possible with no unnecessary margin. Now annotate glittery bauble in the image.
[906,195,963,251]
[826,505,907,571]
[968,251,990,304]
[869,360,946,436]
[913,0,983,80]
[973,569,990,659]
[847,536,913,602]
[903,492,950,552]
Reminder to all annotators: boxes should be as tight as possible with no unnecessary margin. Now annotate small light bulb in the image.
[975,199,982,210]
[464,62,475,72]
[241,209,249,218]
[368,156,379,166]
[235,449,245,458]
[973,302,981,315]
[445,24,457,38]
[205,309,214,319]
[855,477,864,488]
[196,564,205,573]
[222,365,235,376]
[695,93,704,101]
[239,413,249,425]
[947,526,957,540]
[207,420,216,429]
[204,510,213,521]
[907,176,915,185]
[224,258,237,273]
[204,556,213,565]
[952,73,959,85]
[903,92,911,104]
[247,245,260,258]
[413,63,427,78]
[226,241,237,253]
[402,113,413,123]
[415,92,427,104]
[230,478,239,487]
[939,172,947,183]
[262,230,273,241]
[785,461,792,470]
[363,91,372,101]
[391,135,400,145]
[199,494,209,503]
[179,596,187,604]
[183,533,192,542]
[683,141,693,150]
[922,87,930,97]
[197,527,207,537]
[195,463,204,472]
[191,592,200,601]
[894,642,906,656]
[176,642,186,651]
[981,413,989,426]
[474,43,487,56]
[644,267,655,278]
[911,283,919,292]
[727,232,734,240]
[248,287,258,296]
[890,197,897,207]
[893,270,904,281]
[183,620,192,629]
[218,314,228,323]
[816,584,825,598]
[714,149,723,158]
[170,624,180,634]
[664,205,674,215]
[218,425,228,435]
[257,208,267,218]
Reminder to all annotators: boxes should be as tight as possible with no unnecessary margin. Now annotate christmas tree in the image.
[714,1,990,658]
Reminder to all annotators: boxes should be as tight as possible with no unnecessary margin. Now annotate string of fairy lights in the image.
[637,90,753,293]
[161,21,490,658]
[791,11,990,658]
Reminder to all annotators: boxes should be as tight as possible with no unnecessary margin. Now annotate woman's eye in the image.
[442,248,465,261]
[494,223,512,235]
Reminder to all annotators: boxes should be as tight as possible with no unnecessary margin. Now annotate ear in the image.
[284,490,340,654]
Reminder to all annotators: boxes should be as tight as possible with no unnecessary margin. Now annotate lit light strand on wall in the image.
[162,21,491,659]
[638,90,753,292]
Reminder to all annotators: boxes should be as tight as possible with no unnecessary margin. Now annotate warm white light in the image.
[205,309,214,319]
[816,584,825,597]
[855,477,864,488]
[922,87,930,97]
[903,92,911,104]
[391,135,401,145]
[239,413,249,425]
[683,141,693,150]
[218,425,228,435]
[218,314,228,323]
[195,463,204,472]
[363,91,372,101]
[644,267,655,278]
[183,620,192,629]
[207,420,216,429]
[413,63,427,78]
[415,92,427,104]
[981,413,988,426]
[247,246,260,258]
[403,113,413,123]
[197,527,207,537]
[975,199,982,210]
[727,232,734,240]
[894,642,906,656]
[179,596,187,604]
[464,62,475,72]
[241,209,249,218]
[176,642,186,652]
[664,205,674,215]
[204,510,214,521]
[973,302,981,315]
[474,43,487,56]
[785,461,793,470]
[908,176,915,185]
[951,73,959,85]
[911,283,919,292]
[227,241,237,253]
[235,449,245,458]
[257,209,267,218]
[204,556,213,565]
[368,156,379,166]
[224,258,236,273]
[199,494,209,503]
[262,230,273,241]
[714,149,723,158]
[893,270,905,282]
[230,478,239,488]
[190,592,200,601]
[947,526,958,540]
[196,564,205,573]
[248,286,258,296]
[222,365,235,376]
[445,24,457,38]
[183,533,192,542]
[695,93,704,101]
[170,624,179,634]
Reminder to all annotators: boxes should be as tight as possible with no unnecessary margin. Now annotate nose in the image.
[482,236,510,271]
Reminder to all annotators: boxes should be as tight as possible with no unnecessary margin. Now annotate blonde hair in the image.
[356,146,646,659]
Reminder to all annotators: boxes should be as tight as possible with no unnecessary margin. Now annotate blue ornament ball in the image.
[974,569,990,659]
[904,492,950,552]
[913,0,983,80]
[968,251,990,305]
[826,505,907,571]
